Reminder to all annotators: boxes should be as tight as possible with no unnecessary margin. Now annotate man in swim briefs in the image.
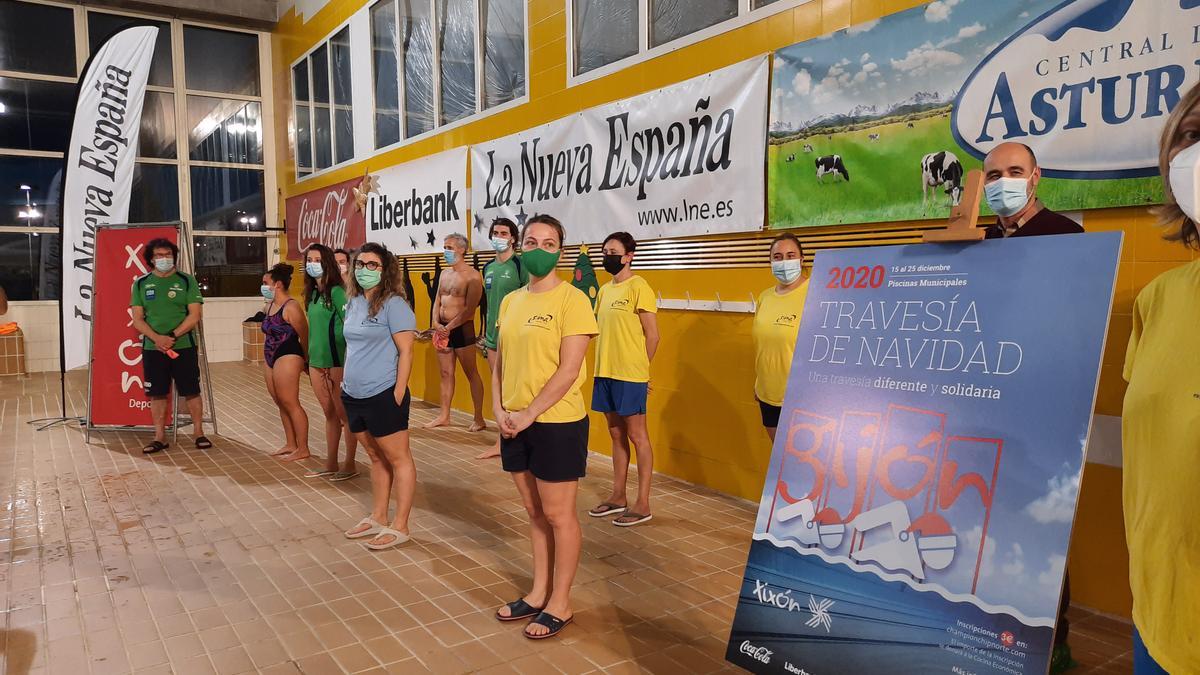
[428,233,487,432]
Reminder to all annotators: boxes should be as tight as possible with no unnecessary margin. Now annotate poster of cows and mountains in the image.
[768,0,1188,228]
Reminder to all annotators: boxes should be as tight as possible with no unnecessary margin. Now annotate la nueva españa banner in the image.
[285,175,367,260]
[89,224,179,428]
[726,232,1121,675]
[470,56,768,247]
[62,26,158,370]
[367,147,468,255]
[767,0,1192,228]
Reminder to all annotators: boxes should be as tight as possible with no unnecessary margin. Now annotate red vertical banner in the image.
[89,225,180,427]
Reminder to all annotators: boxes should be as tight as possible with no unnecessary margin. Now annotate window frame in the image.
[291,17,356,179]
[291,0,531,185]
[565,0,812,86]
[0,0,277,301]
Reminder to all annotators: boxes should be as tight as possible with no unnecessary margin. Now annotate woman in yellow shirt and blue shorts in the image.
[587,232,660,527]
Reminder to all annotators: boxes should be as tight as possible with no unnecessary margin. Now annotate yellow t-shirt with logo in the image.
[1122,260,1200,674]
[753,280,810,407]
[498,282,599,423]
[594,275,657,383]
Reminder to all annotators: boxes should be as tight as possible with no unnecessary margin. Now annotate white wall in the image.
[4,297,263,372]
[202,298,268,363]
[3,301,60,373]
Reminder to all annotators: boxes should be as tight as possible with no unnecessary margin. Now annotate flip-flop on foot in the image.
[195,436,213,449]
[344,517,383,539]
[613,512,653,527]
[496,599,544,622]
[524,611,572,639]
[304,469,338,479]
[329,471,359,482]
[364,527,410,550]
[588,502,626,518]
[143,440,169,454]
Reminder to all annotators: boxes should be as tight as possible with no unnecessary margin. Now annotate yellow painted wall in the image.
[271,0,1199,618]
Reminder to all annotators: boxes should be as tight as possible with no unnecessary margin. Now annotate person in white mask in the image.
[477,218,528,460]
[982,142,1083,238]
[427,233,486,432]
[752,233,809,441]
[1120,81,1200,675]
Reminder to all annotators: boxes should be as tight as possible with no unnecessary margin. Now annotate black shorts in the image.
[758,399,782,429]
[341,386,410,438]
[142,346,201,398]
[501,417,589,482]
[448,322,476,350]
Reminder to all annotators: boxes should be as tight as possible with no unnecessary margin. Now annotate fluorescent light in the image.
[19,184,30,191]
[0,102,6,114]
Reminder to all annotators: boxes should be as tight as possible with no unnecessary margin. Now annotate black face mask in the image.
[602,254,625,275]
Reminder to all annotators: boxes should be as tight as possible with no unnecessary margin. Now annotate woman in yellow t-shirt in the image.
[752,233,809,442]
[491,214,598,640]
[1121,82,1200,675]
[587,232,660,528]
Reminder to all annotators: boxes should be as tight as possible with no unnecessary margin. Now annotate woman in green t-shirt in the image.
[302,244,359,480]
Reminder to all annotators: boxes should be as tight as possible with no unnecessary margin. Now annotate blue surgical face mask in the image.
[985,177,1032,218]
[260,284,275,300]
[490,237,510,252]
[444,249,458,265]
[305,262,323,278]
[772,260,803,284]
[154,257,174,273]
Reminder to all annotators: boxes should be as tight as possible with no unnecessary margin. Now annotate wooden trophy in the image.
[923,168,986,243]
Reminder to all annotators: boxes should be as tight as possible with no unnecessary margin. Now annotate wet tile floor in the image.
[1,363,1134,674]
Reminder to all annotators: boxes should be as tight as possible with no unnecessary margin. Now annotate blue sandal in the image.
[496,599,543,622]
[524,611,572,639]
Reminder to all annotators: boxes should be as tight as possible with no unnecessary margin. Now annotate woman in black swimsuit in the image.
[261,263,310,462]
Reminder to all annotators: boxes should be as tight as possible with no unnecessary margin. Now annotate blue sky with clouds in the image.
[770,0,1061,128]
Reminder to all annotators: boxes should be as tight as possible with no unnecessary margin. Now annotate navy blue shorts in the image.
[591,377,648,417]
[757,399,782,429]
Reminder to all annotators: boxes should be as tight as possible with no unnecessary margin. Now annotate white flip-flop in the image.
[364,527,410,550]
[344,517,383,539]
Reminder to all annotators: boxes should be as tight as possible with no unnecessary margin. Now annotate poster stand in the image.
[83,221,219,445]
[922,169,986,243]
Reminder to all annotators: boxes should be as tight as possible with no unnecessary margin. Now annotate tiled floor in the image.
[1,363,1135,674]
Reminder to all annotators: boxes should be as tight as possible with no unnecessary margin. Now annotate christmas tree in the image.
[572,245,599,309]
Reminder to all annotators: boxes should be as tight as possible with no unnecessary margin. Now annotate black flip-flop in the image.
[496,599,544,622]
[142,440,169,454]
[524,611,572,639]
[195,436,213,449]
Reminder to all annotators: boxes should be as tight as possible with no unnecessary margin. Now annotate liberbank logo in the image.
[954,0,1200,178]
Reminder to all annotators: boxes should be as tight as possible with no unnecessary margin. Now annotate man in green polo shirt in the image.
[477,217,528,460]
[130,238,210,454]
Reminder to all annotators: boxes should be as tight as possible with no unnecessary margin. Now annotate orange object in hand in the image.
[432,330,449,351]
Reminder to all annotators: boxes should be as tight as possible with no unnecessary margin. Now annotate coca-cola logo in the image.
[739,640,772,664]
[297,189,350,250]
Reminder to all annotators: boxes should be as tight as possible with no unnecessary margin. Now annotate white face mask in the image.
[984,177,1032,218]
[771,259,803,284]
[1169,141,1200,225]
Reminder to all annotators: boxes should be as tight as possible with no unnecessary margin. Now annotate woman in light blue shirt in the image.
[339,242,418,551]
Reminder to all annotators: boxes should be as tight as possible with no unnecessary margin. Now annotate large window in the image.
[0,1,274,300]
[571,0,800,79]
[355,0,527,158]
[293,26,354,175]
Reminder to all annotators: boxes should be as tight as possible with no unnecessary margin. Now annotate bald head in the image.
[983,142,1039,184]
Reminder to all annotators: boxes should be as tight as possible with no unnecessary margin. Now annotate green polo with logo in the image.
[130,271,204,350]
[482,254,528,349]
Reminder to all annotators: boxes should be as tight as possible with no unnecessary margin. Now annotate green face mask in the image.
[521,247,560,277]
[355,268,381,289]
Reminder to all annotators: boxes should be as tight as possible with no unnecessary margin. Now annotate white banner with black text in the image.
[470,56,769,247]
[62,26,158,370]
